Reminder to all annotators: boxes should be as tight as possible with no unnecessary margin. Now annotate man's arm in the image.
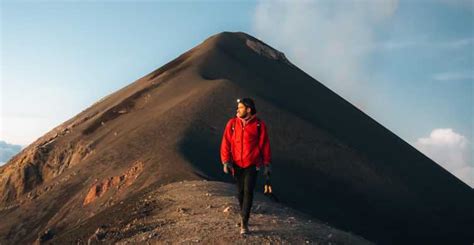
[220,119,234,164]
[259,121,271,167]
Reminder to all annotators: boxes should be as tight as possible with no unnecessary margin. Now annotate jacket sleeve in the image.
[259,120,271,166]
[220,119,234,164]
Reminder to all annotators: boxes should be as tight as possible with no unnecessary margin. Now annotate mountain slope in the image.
[1,31,473,244]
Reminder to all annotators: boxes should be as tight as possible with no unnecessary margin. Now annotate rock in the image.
[87,227,107,244]
[38,228,55,242]
[94,227,107,240]
[177,207,189,214]
[83,161,144,206]
[148,232,159,239]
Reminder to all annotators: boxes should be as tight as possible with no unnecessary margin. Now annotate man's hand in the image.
[263,165,271,177]
[223,162,233,174]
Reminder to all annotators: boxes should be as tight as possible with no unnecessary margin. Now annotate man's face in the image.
[236,103,251,118]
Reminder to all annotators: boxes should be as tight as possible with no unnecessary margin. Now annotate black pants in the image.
[233,164,258,225]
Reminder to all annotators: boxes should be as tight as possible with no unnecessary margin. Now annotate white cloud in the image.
[414,128,473,187]
[252,0,399,108]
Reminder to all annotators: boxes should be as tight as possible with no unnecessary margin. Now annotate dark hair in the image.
[237,98,257,115]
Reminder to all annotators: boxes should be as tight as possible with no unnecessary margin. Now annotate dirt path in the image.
[48,180,374,244]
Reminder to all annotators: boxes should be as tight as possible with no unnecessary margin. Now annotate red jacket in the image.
[220,115,271,168]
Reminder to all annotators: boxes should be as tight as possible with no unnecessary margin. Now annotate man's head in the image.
[236,98,257,118]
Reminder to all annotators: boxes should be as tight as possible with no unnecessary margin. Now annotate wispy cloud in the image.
[414,128,473,187]
[252,0,399,108]
[374,37,474,51]
[432,71,474,81]
[442,37,474,48]
[375,40,420,50]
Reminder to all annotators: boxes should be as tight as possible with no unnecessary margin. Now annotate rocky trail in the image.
[47,180,373,244]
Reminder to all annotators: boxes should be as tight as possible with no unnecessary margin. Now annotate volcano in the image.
[1,31,472,244]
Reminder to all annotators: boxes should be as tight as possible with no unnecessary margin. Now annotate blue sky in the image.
[1,0,472,186]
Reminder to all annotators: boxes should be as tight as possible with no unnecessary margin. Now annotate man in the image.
[220,97,272,235]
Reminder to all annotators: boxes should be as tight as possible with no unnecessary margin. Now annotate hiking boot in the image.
[239,217,249,235]
[240,224,249,235]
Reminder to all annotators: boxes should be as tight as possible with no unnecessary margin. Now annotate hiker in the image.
[220,97,272,235]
